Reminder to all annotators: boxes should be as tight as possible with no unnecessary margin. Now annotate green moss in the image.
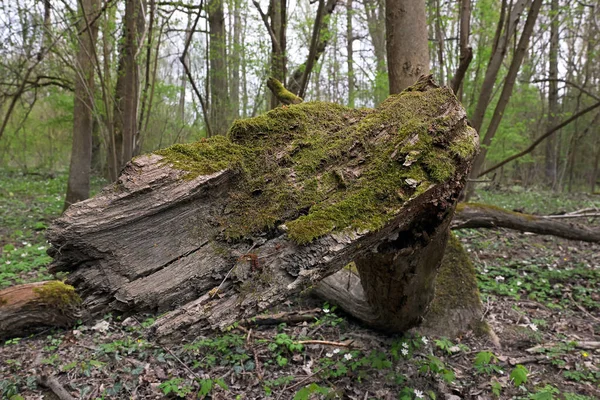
[427,233,481,317]
[155,81,477,244]
[155,136,247,179]
[33,281,81,310]
[267,77,303,105]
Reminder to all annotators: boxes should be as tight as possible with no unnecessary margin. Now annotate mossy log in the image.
[452,203,600,243]
[47,76,479,340]
[0,281,81,339]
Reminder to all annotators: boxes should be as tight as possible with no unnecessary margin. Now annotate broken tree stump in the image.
[47,76,479,340]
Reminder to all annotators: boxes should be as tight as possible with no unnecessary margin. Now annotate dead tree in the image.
[45,76,480,341]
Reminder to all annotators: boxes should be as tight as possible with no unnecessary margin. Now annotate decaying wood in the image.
[0,281,81,339]
[47,76,478,340]
[452,203,600,243]
[37,375,77,400]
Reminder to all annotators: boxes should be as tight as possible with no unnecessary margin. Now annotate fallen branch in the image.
[36,375,77,400]
[452,203,600,243]
[240,309,322,326]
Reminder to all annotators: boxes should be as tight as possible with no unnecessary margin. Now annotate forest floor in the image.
[0,171,599,400]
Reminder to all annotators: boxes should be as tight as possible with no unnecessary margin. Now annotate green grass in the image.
[0,171,105,288]
[475,187,599,214]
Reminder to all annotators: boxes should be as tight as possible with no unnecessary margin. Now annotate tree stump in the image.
[47,76,479,341]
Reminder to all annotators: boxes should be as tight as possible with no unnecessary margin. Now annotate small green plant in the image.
[197,378,228,398]
[490,380,502,397]
[159,378,193,398]
[509,364,528,386]
[418,355,455,383]
[263,376,294,396]
[293,383,331,400]
[473,351,503,375]
[434,337,468,355]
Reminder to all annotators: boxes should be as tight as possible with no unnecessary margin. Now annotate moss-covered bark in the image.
[419,232,486,337]
[156,76,477,245]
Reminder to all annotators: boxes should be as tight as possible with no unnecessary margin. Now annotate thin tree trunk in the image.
[65,0,99,209]
[208,0,230,135]
[467,0,542,192]
[386,0,430,93]
[347,0,354,107]
[545,0,559,189]
[287,0,337,96]
[450,0,471,98]
[364,0,387,105]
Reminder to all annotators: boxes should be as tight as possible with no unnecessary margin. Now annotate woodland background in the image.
[0,0,599,198]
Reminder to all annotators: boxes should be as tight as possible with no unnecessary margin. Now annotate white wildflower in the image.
[323,308,330,314]
[22,241,28,246]
[414,389,424,398]
[529,324,538,332]
[326,352,333,358]
[517,281,522,286]
[402,342,409,349]
[495,276,505,282]
[5,260,11,265]
[333,348,340,354]
[21,253,27,257]
[37,246,45,250]
[401,348,408,356]
[421,336,428,345]
[26,244,31,247]
[344,353,352,361]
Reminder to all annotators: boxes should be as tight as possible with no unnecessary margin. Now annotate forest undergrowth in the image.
[0,171,599,399]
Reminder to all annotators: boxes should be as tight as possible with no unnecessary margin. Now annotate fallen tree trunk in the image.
[46,76,479,340]
[452,203,600,242]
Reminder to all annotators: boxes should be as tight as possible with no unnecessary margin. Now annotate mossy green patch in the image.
[155,81,477,244]
[155,136,247,179]
[428,233,481,316]
[33,281,81,310]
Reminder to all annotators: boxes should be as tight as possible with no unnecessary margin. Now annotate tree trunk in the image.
[64,0,99,209]
[346,0,355,108]
[110,0,145,179]
[386,0,429,94]
[364,0,387,105]
[208,0,230,135]
[287,0,337,97]
[545,0,559,189]
[466,0,542,199]
[47,77,478,340]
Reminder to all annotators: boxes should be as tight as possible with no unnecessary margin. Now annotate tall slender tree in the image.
[65,0,100,209]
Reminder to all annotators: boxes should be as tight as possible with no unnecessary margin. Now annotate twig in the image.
[297,339,354,347]
[37,375,77,400]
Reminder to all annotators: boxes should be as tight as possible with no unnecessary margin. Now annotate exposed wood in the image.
[0,281,81,339]
[47,77,478,341]
[452,203,600,243]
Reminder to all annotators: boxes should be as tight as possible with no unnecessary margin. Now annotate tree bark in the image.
[386,0,430,93]
[545,0,559,189]
[65,0,99,208]
[208,0,230,135]
[47,77,478,340]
